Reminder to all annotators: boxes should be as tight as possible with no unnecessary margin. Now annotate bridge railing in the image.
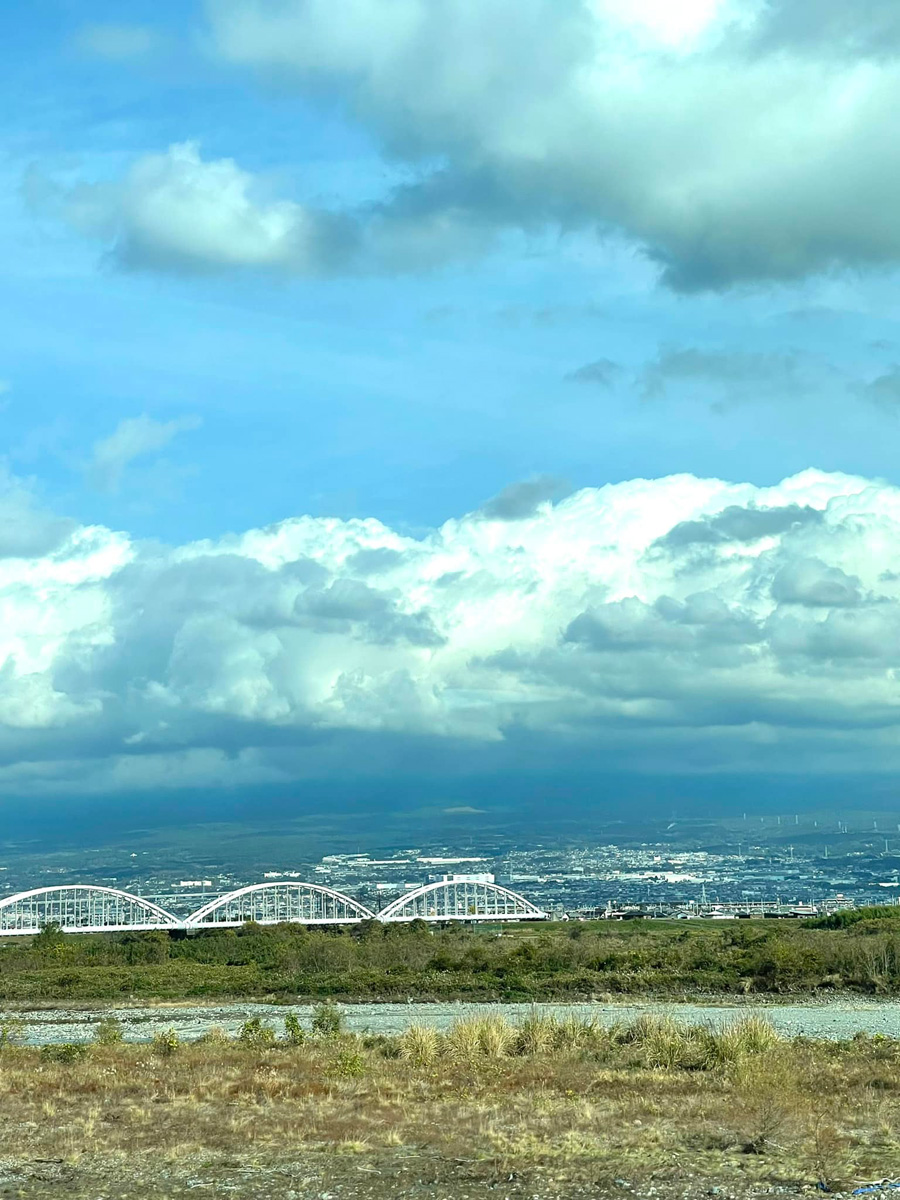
[377,879,547,922]
[185,882,377,927]
[0,879,547,934]
[0,885,180,935]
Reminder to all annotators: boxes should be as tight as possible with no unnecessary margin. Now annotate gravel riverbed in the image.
[9,997,900,1044]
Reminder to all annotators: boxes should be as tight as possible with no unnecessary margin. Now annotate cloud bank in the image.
[191,0,900,288]
[45,0,900,288]
[4,466,900,799]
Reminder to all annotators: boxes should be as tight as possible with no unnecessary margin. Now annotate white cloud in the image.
[74,24,161,60]
[0,468,77,560]
[201,0,900,288]
[88,413,201,493]
[56,142,355,276]
[3,466,900,794]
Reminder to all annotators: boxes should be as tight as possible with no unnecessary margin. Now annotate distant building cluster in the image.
[4,822,900,920]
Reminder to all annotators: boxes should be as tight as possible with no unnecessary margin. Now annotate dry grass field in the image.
[1,1012,900,1198]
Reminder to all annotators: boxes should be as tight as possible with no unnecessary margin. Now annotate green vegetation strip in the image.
[6,910,900,1001]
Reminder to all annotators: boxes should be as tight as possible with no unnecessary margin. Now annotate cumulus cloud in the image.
[88,414,201,493]
[201,0,900,288]
[770,557,863,607]
[4,465,900,795]
[45,142,356,276]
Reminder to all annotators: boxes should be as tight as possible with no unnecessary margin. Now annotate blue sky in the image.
[6,0,900,543]
[6,0,900,815]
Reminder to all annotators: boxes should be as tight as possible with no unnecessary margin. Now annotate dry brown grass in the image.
[2,1020,900,1196]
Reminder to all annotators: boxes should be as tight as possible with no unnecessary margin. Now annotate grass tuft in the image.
[716,1014,782,1064]
[399,1023,440,1066]
[515,1011,558,1056]
[444,1014,516,1061]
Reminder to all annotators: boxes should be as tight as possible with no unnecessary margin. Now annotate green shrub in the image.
[32,923,66,955]
[806,906,900,930]
[0,1017,26,1047]
[1,914,899,1003]
[326,1045,366,1078]
[41,1042,88,1063]
[197,1025,231,1046]
[311,1000,345,1037]
[283,1012,306,1046]
[93,1017,124,1045]
[238,1016,277,1049]
[151,1027,180,1057]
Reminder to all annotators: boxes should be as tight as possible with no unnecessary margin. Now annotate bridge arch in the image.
[377,879,547,922]
[0,885,180,935]
[185,881,376,927]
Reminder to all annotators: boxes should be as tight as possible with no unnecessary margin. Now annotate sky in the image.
[6,0,900,825]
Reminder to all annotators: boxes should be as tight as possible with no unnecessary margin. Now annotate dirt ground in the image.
[0,1014,896,1199]
[0,1151,813,1200]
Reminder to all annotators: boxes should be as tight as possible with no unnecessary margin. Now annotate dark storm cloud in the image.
[750,0,900,57]
[564,358,621,387]
[479,476,567,521]
[657,504,823,550]
[564,594,762,653]
[858,366,900,408]
[640,347,802,401]
[295,578,445,646]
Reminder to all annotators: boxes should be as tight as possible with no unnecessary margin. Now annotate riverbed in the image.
[7,998,900,1044]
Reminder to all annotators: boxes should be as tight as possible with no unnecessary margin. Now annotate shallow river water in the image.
[9,998,900,1045]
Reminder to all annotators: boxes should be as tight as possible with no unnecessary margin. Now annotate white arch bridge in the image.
[0,879,547,935]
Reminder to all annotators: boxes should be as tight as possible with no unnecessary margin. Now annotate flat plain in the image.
[1,1010,899,1199]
